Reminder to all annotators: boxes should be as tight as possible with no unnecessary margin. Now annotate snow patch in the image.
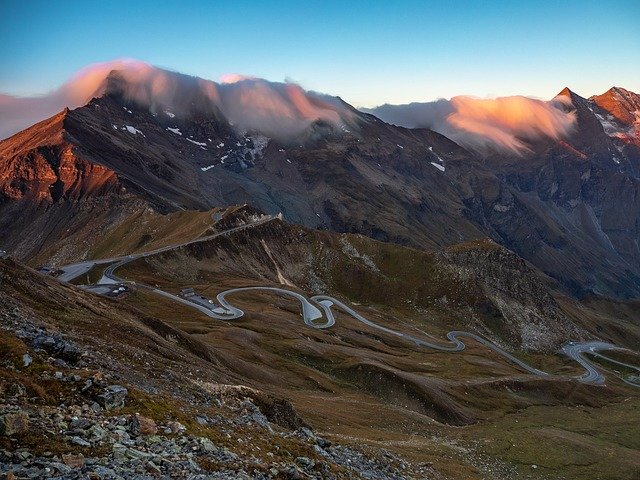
[186,138,207,147]
[163,110,175,118]
[430,162,445,172]
[125,125,144,136]
[167,127,182,135]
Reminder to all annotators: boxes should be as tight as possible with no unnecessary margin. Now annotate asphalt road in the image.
[54,216,640,388]
[57,216,275,283]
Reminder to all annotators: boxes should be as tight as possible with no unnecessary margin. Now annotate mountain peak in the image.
[590,86,640,127]
[0,108,69,157]
[555,87,590,104]
[557,86,575,98]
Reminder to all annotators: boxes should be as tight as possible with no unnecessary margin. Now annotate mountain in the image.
[0,74,485,263]
[2,64,640,480]
[2,71,640,298]
[590,86,640,149]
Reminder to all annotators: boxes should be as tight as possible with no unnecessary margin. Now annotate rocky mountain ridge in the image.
[1,80,640,299]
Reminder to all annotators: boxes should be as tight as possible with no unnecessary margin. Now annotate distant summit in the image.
[591,86,640,128]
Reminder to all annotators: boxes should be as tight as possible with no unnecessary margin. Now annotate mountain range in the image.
[1,62,640,480]
[1,64,639,298]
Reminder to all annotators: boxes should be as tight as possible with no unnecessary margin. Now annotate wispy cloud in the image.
[364,95,576,153]
[0,59,355,140]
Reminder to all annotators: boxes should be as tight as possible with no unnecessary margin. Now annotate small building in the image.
[180,287,195,298]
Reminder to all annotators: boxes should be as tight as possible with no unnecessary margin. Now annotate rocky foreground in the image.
[0,307,437,479]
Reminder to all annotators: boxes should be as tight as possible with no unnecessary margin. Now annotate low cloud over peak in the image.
[0,60,577,151]
[0,60,355,140]
[364,95,576,154]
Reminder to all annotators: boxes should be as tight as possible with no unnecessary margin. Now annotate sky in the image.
[1,0,639,108]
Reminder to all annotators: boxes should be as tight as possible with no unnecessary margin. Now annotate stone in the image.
[129,414,157,436]
[31,334,82,364]
[22,354,32,367]
[112,443,150,461]
[195,415,208,425]
[113,430,131,443]
[60,344,82,363]
[145,461,161,475]
[52,358,69,368]
[0,412,29,436]
[88,424,108,442]
[298,427,315,439]
[62,453,85,468]
[70,436,91,447]
[316,437,331,449]
[111,443,128,462]
[95,385,128,410]
[93,466,116,478]
[70,418,93,430]
[199,437,216,452]
[295,456,315,470]
[166,421,186,434]
[13,450,31,461]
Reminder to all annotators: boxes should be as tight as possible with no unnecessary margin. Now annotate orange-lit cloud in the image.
[366,95,576,153]
[0,60,354,140]
[219,73,256,84]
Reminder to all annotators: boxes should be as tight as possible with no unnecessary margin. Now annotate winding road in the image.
[57,215,275,284]
[55,217,640,389]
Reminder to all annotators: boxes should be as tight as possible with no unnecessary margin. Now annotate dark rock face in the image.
[1,87,640,298]
[436,240,585,351]
[31,332,83,364]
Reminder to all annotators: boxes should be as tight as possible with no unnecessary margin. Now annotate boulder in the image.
[129,414,157,435]
[62,453,85,468]
[0,412,28,436]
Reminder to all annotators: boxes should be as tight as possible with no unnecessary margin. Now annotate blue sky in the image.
[1,0,639,107]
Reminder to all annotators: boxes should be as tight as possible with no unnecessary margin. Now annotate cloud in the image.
[0,59,576,151]
[0,59,355,140]
[364,95,576,153]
